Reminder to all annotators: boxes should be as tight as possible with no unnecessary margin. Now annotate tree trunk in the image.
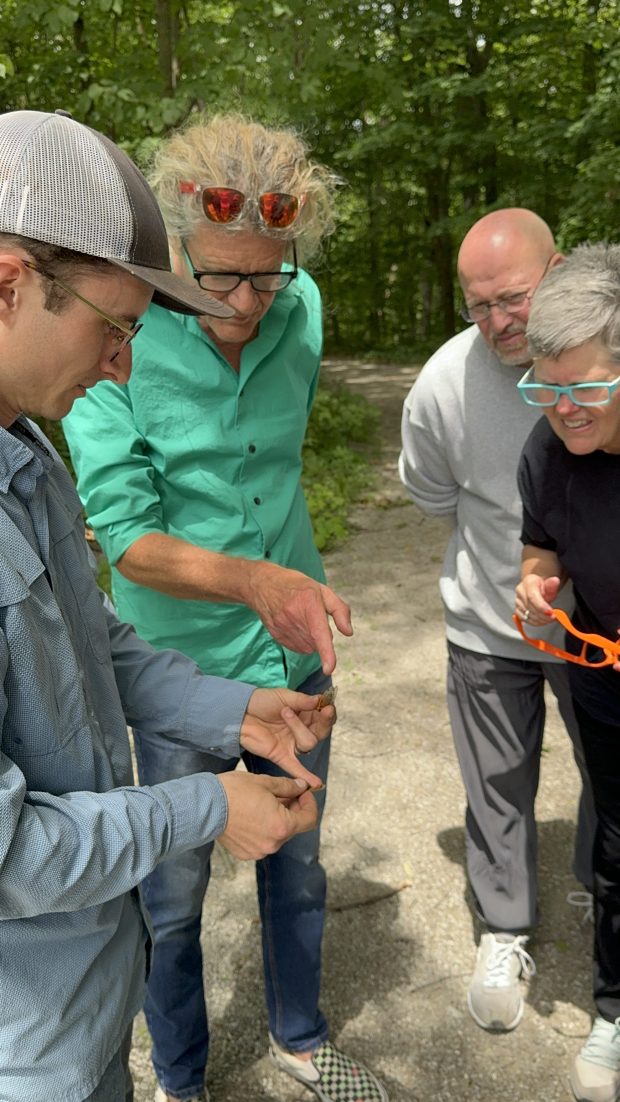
[156,0,179,96]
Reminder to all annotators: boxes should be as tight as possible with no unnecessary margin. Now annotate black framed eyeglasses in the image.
[460,255,555,324]
[183,242,298,294]
[22,259,143,361]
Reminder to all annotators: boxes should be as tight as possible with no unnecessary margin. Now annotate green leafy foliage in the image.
[302,383,380,551]
[0,0,618,356]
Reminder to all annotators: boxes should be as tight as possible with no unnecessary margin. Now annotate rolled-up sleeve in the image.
[63,380,164,565]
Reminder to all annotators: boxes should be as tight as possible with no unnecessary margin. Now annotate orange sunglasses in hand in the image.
[513,608,620,668]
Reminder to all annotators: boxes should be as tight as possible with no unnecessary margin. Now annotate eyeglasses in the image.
[460,291,532,325]
[22,259,142,361]
[514,607,620,667]
[183,242,298,294]
[460,256,554,324]
[517,365,620,407]
[178,184,305,229]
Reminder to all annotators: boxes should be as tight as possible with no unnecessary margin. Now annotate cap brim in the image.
[111,259,234,318]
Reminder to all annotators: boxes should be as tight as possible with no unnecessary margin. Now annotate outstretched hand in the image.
[247,561,353,675]
[240,686,336,787]
[218,772,318,860]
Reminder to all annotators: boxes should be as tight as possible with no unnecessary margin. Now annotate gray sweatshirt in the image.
[399,325,571,660]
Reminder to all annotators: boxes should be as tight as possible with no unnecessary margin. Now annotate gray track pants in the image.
[447,641,596,932]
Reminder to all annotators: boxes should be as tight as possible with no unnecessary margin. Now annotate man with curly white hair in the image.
[64,114,387,1102]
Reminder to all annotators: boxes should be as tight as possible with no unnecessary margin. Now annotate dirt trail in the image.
[131,358,593,1102]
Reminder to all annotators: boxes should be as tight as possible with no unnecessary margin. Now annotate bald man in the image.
[399,208,596,1033]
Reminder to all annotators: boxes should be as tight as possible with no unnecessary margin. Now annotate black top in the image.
[518,417,620,724]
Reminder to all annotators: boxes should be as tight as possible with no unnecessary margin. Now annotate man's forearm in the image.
[115,532,351,673]
[116,531,262,606]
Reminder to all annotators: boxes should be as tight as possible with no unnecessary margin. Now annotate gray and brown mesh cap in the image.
[0,109,232,318]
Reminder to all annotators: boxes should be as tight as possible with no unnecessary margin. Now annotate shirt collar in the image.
[0,417,52,494]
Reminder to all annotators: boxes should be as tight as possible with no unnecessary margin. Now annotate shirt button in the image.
[253,496,261,505]
[248,444,256,454]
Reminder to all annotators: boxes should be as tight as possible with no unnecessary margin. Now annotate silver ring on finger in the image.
[523,609,530,621]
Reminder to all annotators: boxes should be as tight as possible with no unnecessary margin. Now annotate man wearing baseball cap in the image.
[0,109,335,1102]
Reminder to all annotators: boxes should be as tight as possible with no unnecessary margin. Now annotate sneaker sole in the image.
[466,991,524,1032]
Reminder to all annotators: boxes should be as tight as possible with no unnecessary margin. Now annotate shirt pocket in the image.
[0,567,75,758]
[52,515,111,666]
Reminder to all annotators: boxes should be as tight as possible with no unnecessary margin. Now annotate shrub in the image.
[302,384,380,551]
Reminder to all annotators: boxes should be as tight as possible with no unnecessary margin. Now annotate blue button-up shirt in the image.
[0,419,254,1102]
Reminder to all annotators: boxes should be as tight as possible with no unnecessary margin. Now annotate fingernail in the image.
[294,778,308,788]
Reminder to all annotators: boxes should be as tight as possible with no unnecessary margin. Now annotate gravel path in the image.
[130,358,593,1102]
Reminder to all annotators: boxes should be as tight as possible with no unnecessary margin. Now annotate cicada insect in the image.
[316,685,338,711]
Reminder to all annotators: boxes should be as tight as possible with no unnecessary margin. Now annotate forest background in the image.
[0,0,618,550]
[0,0,618,360]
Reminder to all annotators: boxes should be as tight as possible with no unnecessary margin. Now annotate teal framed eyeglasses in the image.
[517,365,620,408]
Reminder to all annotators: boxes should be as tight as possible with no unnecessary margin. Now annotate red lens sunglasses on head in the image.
[513,608,620,667]
[179,184,304,229]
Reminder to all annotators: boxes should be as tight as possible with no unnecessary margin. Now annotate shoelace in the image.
[485,935,536,988]
[581,1017,620,1068]
[567,890,595,924]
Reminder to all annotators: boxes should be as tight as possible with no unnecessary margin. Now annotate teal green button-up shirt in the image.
[64,268,325,687]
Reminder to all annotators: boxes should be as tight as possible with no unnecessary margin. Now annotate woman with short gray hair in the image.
[515,243,620,1102]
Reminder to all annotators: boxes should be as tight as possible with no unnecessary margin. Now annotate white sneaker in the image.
[568,890,595,924]
[467,932,535,1031]
[571,1017,620,1102]
[154,1087,209,1102]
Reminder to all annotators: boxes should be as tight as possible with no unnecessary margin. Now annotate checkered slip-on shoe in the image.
[269,1035,389,1101]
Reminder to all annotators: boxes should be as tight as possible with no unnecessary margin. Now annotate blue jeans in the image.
[134,668,331,1100]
